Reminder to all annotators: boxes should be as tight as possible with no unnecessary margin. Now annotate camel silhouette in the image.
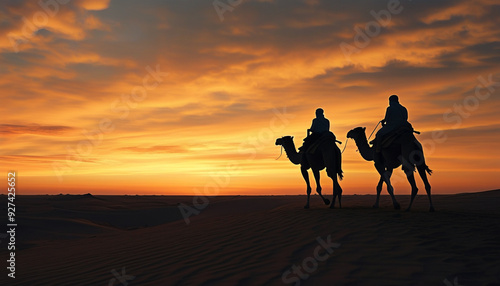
[275,135,343,209]
[346,127,435,212]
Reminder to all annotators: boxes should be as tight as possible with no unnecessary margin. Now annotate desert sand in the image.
[1,190,500,286]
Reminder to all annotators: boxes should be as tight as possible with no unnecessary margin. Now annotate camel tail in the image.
[413,139,432,176]
[326,144,344,180]
[425,165,433,176]
[336,144,343,180]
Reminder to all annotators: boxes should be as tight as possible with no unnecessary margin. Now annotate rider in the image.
[300,108,330,153]
[372,95,410,151]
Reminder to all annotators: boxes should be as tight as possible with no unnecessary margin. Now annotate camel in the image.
[275,134,343,209]
[346,127,435,212]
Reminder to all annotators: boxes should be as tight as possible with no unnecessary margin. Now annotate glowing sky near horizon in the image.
[1,0,499,195]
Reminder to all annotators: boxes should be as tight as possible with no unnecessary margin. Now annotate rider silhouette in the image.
[372,95,410,152]
[309,108,330,136]
[300,108,330,153]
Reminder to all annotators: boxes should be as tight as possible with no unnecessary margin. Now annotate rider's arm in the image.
[309,119,316,135]
[381,107,390,125]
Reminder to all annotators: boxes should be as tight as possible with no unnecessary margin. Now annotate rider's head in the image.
[315,108,324,117]
[389,95,399,104]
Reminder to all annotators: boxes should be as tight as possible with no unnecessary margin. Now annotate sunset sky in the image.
[1,0,499,195]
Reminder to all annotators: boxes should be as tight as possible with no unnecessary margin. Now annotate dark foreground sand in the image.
[1,191,500,286]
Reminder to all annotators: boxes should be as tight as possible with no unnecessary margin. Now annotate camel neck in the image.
[283,139,302,165]
[354,133,374,161]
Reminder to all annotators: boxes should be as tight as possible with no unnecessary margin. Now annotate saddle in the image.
[306,132,337,154]
[376,123,414,152]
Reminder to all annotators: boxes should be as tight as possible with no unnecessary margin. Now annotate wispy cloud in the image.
[0,124,74,135]
[117,145,188,154]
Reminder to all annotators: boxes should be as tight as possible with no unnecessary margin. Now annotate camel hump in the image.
[307,132,338,154]
[379,123,414,149]
[324,131,337,141]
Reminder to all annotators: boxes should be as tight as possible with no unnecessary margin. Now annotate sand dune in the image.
[2,191,500,285]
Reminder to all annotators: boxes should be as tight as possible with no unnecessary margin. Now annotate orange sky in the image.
[1,0,499,195]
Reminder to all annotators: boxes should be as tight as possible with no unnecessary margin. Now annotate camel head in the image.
[346,127,366,141]
[347,127,375,161]
[275,136,294,147]
[275,136,302,164]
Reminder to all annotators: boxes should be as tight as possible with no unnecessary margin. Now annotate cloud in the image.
[0,124,74,136]
[117,145,188,154]
[0,154,96,163]
[74,0,112,11]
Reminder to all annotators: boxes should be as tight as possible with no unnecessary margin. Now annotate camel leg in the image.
[384,169,400,209]
[312,168,330,206]
[417,165,434,212]
[373,176,384,208]
[301,166,311,209]
[375,165,400,209]
[331,175,342,209]
[404,169,419,212]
